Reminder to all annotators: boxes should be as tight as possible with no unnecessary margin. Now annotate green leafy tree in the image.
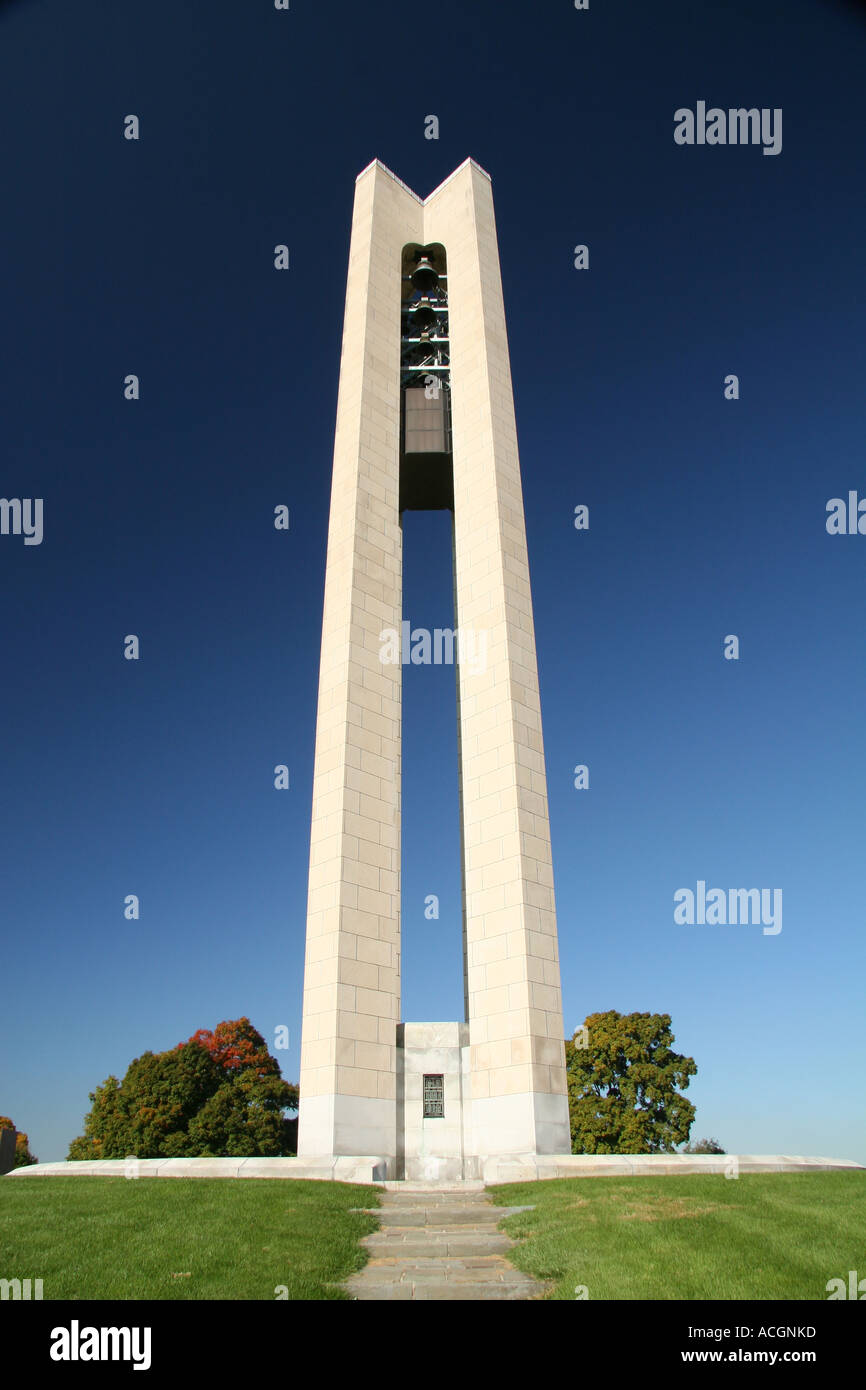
[68,1044,222,1159]
[118,1041,226,1157]
[566,1010,697,1154]
[683,1136,726,1154]
[188,1071,298,1157]
[67,1078,126,1160]
[0,1116,38,1168]
[68,1020,298,1159]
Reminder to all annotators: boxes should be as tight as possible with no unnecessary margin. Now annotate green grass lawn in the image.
[5,1172,863,1302]
[489,1172,866,1300]
[0,1178,380,1300]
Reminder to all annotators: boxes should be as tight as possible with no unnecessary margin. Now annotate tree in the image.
[67,1079,125,1160]
[67,1043,224,1159]
[186,1018,286,1083]
[187,1071,298,1157]
[68,1020,298,1160]
[683,1137,726,1154]
[0,1116,38,1168]
[566,1010,697,1154]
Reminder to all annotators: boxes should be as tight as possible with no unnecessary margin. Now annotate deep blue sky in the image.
[1,0,864,1164]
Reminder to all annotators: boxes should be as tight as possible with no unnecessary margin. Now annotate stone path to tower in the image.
[345,1184,545,1301]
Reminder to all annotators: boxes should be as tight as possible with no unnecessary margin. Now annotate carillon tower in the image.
[298,157,570,1180]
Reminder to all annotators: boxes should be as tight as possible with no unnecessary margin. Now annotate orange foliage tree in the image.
[0,1115,38,1168]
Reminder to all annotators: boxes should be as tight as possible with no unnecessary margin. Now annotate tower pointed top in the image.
[356,156,492,202]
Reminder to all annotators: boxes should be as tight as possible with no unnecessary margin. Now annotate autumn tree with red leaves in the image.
[185,1018,280,1081]
[67,1019,298,1160]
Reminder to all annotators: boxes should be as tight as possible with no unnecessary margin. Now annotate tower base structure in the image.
[300,1019,571,1181]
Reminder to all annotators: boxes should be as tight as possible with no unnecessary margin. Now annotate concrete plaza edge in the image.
[6,1154,862,1183]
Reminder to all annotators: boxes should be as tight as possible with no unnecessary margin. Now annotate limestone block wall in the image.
[298,164,423,1161]
[425,163,571,1157]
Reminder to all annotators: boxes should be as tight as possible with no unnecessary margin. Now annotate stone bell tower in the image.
[297,157,570,1180]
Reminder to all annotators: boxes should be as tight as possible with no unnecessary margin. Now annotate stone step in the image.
[371,1207,502,1227]
[369,1234,505,1245]
[377,1198,525,1209]
[355,1270,534,1287]
[381,1181,487,1193]
[364,1234,512,1257]
[363,1258,517,1273]
[366,1253,507,1267]
[379,1190,491,1204]
[350,1279,542,1301]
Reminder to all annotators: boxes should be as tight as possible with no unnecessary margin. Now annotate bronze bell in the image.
[411,297,438,331]
[412,254,439,293]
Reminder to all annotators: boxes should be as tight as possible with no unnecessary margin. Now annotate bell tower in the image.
[297,158,571,1179]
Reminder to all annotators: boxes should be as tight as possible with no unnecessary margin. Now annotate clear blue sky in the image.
[1,0,864,1164]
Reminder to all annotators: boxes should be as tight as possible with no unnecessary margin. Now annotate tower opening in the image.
[398,242,465,1025]
[399,509,464,1023]
[399,243,453,513]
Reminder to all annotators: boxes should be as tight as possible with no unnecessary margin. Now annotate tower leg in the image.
[297,165,423,1168]
[427,163,572,1159]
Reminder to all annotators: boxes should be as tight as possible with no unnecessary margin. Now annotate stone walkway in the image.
[345,1184,544,1301]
